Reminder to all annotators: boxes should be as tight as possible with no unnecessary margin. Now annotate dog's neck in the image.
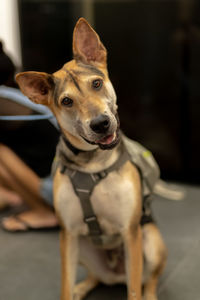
[59,131,121,173]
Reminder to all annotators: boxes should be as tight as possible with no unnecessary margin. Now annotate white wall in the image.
[0,0,22,68]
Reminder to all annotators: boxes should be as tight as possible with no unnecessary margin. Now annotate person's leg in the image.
[0,144,58,231]
[0,162,43,210]
[0,144,46,209]
[0,185,23,208]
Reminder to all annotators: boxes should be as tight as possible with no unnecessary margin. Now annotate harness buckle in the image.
[84,215,102,236]
[98,170,107,179]
[84,215,97,223]
[60,165,66,174]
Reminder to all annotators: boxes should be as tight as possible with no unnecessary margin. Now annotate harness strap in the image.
[60,145,130,245]
[141,195,154,226]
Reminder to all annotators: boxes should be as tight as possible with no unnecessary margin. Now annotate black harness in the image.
[56,136,154,246]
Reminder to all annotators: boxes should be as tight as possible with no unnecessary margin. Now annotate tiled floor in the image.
[0,184,199,300]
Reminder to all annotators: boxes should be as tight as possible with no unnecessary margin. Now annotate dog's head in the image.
[16,18,120,151]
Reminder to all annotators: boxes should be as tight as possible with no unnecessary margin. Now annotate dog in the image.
[16,18,167,300]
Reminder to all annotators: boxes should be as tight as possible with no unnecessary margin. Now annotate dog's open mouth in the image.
[81,129,120,150]
[96,130,120,150]
[96,132,116,145]
[81,114,120,150]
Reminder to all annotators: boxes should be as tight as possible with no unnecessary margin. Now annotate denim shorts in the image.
[40,176,53,206]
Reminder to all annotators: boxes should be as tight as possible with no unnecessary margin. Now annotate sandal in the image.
[1,214,60,233]
[0,200,9,211]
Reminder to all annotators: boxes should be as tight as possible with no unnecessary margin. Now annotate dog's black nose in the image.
[90,114,110,134]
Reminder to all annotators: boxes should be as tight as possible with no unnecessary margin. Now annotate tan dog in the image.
[16,18,167,300]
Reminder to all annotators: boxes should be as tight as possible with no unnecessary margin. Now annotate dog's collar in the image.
[58,122,90,155]
[61,134,87,156]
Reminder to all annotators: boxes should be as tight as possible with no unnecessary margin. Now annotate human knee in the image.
[0,144,10,156]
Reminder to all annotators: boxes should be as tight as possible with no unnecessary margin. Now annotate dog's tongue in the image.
[97,134,114,145]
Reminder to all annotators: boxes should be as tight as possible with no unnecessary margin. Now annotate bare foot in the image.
[2,208,59,231]
[0,187,23,207]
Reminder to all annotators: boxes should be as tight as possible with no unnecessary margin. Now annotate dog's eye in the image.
[61,97,73,107]
[92,79,103,90]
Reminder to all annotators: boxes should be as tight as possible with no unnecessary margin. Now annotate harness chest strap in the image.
[60,147,130,245]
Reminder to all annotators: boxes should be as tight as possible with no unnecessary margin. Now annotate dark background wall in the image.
[17,0,200,183]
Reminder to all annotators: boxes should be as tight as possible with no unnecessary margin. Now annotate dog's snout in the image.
[90,114,110,134]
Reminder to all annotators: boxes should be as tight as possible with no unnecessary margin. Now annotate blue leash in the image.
[0,85,58,128]
[0,114,54,121]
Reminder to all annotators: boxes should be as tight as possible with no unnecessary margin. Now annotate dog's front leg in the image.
[60,229,79,300]
[123,225,143,300]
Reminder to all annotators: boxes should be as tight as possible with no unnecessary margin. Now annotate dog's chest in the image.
[54,163,139,236]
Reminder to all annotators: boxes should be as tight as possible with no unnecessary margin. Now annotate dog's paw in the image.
[73,289,85,300]
[73,292,82,300]
[73,277,99,300]
[73,282,92,300]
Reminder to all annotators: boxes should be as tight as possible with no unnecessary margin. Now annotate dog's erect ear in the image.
[16,71,54,105]
[73,18,107,65]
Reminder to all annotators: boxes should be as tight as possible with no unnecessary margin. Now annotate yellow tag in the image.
[143,150,152,158]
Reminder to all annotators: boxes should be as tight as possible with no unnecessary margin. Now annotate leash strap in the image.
[0,114,54,121]
[60,146,130,245]
[0,85,59,129]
